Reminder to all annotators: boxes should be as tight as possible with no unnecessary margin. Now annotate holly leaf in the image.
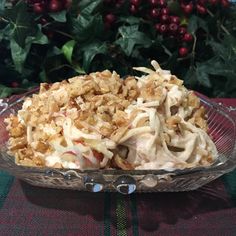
[81,41,107,71]
[4,1,37,48]
[115,25,152,56]
[62,40,76,64]
[49,10,67,22]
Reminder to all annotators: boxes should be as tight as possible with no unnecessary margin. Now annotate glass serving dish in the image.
[0,90,236,194]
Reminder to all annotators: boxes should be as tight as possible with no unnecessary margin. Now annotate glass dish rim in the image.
[1,89,236,178]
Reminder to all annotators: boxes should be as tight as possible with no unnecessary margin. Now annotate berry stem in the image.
[190,34,197,67]
[48,64,75,73]
[207,9,230,35]
[162,45,172,57]
[51,29,74,39]
[0,17,9,23]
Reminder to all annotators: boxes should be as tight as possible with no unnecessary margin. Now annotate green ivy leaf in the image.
[62,40,76,64]
[0,0,6,14]
[208,38,236,62]
[79,0,102,17]
[4,1,37,48]
[71,14,103,43]
[168,0,182,17]
[10,28,48,73]
[0,84,12,98]
[10,39,29,73]
[39,69,48,83]
[188,15,208,34]
[225,75,236,95]
[196,64,212,88]
[26,27,48,45]
[187,16,198,34]
[0,24,13,41]
[115,25,152,56]
[81,42,107,71]
[47,46,62,57]
[118,16,140,25]
[184,67,198,88]
[70,0,103,42]
[49,10,67,22]
[73,63,86,74]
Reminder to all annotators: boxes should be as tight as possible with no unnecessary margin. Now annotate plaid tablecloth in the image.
[0,98,236,236]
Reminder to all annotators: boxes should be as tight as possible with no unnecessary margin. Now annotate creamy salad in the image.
[5,61,217,171]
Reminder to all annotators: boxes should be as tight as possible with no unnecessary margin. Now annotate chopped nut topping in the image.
[5,61,217,170]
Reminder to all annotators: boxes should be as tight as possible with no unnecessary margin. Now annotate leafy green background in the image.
[0,0,236,98]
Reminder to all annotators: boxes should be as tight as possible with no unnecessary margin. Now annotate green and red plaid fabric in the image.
[0,99,236,236]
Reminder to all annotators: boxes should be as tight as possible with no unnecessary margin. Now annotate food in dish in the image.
[5,61,218,170]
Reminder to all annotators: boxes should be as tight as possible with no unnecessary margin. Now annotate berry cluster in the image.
[103,0,231,57]
[146,0,194,57]
[103,0,124,28]
[180,0,230,15]
[27,0,71,14]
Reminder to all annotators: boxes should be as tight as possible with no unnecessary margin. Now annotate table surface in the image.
[0,98,236,236]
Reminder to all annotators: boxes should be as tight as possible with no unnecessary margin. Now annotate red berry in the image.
[168,23,178,35]
[43,29,54,39]
[104,22,111,29]
[159,24,167,34]
[182,33,193,42]
[28,0,41,3]
[150,8,160,18]
[196,4,207,14]
[221,0,230,7]
[198,0,207,5]
[33,3,45,14]
[46,31,54,39]
[179,47,189,57]
[209,0,218,4]
[178,26,187,35]
[160,14,169,23]
[130,0,141,7]
[161,7,169,15]
[155,23,161,31]
[115,3,121,8]
[39,17,48,25]
[104,13,116,24]
[170,16,180,24]
[103,0,113,4]
[182,3,193,14]
[130,4,138,14]
[11,82,19,88]
[149,0,158,6]
[63,0,72,9]
[48,0,63,12]
[158,0,167,7]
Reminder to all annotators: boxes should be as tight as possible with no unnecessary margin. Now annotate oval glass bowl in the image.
[0,91,236,194]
